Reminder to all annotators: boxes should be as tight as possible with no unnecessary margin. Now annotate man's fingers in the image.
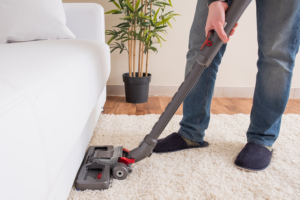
[206,22,237,42]
[229,23,238,36]
[205,26,212,37]
[229,28,235,36]
[215,22,228,43]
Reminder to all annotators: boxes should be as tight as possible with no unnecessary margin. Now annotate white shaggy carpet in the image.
[68,114,300,200]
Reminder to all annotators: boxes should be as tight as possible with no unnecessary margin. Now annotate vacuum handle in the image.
[198,0,251,63]
[128,0,252,163]
[224,0,252,34]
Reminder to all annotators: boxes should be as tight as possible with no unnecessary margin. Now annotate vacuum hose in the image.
[128,0,252,162]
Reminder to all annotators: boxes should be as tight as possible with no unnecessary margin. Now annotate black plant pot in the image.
[123,72,151,103]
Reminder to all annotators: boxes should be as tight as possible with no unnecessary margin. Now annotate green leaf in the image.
[151,9,155,16]
[158,35,166,41]
[138,29,143,35]
[168,0,173,7]
[156,17,172,26]
[105,9,121,14]
[139,14,151,20]
[111,47,118,53]
[125,0,134,11]
[167,20,172,28]
[143,29,149,36]
[164,11,174,15]
[137,5,145,12]
[121,38,131,42]
[170,14,181,16]
[148,46,158,52]
[107,35,116,45]
[109,42,128,54]
[155,35,162,47]
[170,14,180,22]
[120,33,127,38]
[135,0,141,10]
[112,1,121,9]
[137,35,147,41]
[105,30,115,35]
[155,25,168,29]
[125,4,134,13]
[140,22,151,27]
[154,1,170,6]
[114,11,123,14]
[116,36,129,41]
[153,7,160,23]
[119,0,124,9]
[121,16,133,20]
[116,22,131,28]
[146,33,154,42]
[156,29,167,35]
[150,19,155,26]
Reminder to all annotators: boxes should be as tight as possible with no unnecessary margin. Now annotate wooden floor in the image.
[103,96,300,115]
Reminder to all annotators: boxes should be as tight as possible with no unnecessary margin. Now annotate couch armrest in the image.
[63,3,105,42]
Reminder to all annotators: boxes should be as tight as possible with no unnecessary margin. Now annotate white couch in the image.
[0,3,110,200]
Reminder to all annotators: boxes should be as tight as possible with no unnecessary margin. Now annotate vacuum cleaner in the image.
[75,0,252,190]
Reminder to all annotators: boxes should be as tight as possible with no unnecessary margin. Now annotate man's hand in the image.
[205,1,238,44]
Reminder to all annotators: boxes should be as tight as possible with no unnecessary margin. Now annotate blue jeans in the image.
[178,0,300,146]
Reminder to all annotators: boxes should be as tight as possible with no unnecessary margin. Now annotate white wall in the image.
[63,0,300,95]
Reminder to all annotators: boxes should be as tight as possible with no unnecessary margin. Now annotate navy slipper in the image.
[153,132,209,154]
[234,142,273,172]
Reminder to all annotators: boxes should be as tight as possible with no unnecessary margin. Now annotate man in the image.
[153,0,300,171]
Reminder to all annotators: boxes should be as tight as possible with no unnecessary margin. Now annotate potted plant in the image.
[105,0,179,103]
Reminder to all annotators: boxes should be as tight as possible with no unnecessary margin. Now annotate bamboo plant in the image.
[105,0,179,77]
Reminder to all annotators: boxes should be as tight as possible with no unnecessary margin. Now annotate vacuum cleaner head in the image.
[75,145,134,190]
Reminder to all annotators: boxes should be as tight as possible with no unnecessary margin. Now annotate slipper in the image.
[153,132,209,154]
[234,142,273,172]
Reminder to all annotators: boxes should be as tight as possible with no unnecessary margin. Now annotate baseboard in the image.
[107,85,300,99]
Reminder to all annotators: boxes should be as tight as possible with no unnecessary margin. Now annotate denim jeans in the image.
[178,0,300,146]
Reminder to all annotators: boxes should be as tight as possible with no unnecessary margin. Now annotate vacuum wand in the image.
[75,0,253,189]
[128,0,252,162]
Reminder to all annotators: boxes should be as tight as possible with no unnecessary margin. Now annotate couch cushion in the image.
[0,0,75,44]
[0,39,110,200]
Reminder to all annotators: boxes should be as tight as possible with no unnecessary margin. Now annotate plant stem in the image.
[145,46,149,76]
[130,0,135,77]
[138,42,141,77]
[128,27,132,77]
[140,47,145,77]
[138,1,142,77]
[138,0,145,77]
[145,1,152,77]
[133,0,137,77]
[128,5,132,78]
[140,0,147,77]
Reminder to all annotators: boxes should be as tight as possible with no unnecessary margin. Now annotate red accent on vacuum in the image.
[118,157,135,165]
[200,31,213,50]
[123,148,130,153]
